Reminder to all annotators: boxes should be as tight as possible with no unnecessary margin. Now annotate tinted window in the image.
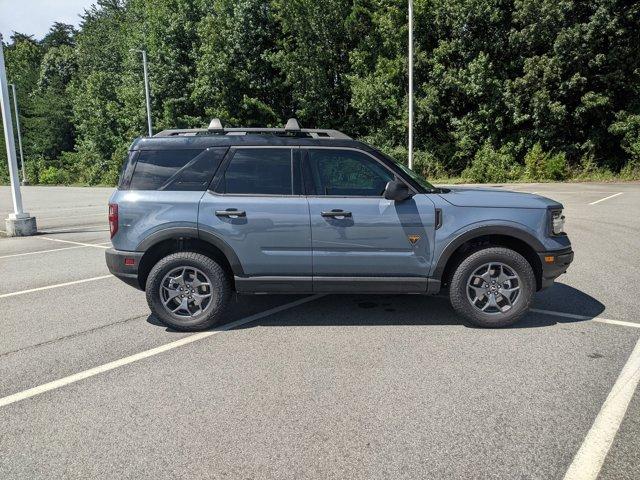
[118,150,138,189]
[306,149,393,196]
[160,148,227,191]
[130,149,202,190]
[217,148,292,195]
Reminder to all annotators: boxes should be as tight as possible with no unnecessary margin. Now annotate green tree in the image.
[271,0,360,130]
[193,0,285,126]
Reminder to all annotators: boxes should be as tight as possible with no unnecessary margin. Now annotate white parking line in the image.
[0,275,114,299]
[35,212,106,221]
[0,295,324,408]
[0,245,91,259]
[531,308,640,329]
[39,225,108,233]
[39,236,109,249]
[589,192,623,205]
[563,337,640,480]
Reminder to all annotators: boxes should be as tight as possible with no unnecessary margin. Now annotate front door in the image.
[303,148,436,290]
[198,147,312,291]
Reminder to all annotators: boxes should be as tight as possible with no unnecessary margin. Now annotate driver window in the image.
[305,149,393,196]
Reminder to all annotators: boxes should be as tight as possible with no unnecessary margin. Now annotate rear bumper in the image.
[105,248,144,290]
[538,247,574,289]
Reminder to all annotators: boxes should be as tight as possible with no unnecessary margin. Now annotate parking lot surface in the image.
[1,183,639,479]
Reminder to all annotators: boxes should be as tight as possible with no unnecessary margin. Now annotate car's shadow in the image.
[147,283,604,332]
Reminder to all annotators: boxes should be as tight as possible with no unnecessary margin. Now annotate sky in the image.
[0,0,95,41]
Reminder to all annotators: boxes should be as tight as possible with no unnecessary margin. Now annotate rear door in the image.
[303,147,436,290]
[198,147,312,291]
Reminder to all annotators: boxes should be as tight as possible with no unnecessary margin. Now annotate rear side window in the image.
[216,148,292,195]
[118,151,138,189]
[129,148,226,191]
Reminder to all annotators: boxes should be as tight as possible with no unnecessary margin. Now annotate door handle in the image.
[215,209,246,218]
[321,209,352,218]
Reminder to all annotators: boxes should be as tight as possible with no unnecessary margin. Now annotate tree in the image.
[193,0,285,127]
[271,0,360,130]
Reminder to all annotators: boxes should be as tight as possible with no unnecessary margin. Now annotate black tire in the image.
[449,247,535,328]
[145,251,231,331]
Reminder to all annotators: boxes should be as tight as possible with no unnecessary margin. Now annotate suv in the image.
[106,119,573,330]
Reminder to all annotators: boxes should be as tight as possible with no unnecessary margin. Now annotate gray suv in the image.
[106,119,573,330]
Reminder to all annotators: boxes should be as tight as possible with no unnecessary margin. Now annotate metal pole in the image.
[408,0,414,170]
[141,50,153,136]
[9,83,26,184]
[0,34,25,215]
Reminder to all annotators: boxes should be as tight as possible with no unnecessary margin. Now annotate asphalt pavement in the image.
[0,183,639,479]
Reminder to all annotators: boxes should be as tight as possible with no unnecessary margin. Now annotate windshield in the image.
[380,152,437,192]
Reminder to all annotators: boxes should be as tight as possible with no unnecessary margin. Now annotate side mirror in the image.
[384,180,412,202]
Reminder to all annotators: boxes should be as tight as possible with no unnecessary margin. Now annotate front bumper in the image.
[538,247,574,289]
[105,248,144,290]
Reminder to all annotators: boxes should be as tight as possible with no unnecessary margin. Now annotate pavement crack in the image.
[0,313,149,358]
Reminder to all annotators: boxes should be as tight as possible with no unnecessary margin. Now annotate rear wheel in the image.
[449,247,535,328]
[146,252,231,331]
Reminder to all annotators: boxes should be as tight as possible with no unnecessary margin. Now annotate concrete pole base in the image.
[5,213,37,236]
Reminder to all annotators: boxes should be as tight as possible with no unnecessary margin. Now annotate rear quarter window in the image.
[129,148,227,191]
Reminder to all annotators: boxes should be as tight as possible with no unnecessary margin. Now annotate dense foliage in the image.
[1,0,639,185]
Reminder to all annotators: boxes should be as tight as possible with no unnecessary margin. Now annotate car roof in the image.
[130,134,370,151]
[131,117,372,151]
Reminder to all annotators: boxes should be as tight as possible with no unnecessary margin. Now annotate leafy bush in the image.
[524,143,568,180]
[0,161,9,185]
[572,153,615,181]
[524,143,545,179]
[544,152,568,180]
[382,146,448,179]
[39,166,71,185]
[619,160,640,180]
[462,143,523,183]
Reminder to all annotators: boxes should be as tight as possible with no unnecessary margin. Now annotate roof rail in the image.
[154,118,351,140]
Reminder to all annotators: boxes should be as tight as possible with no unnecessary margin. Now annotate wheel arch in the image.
[136,228,243,290]
[434,226,544,291]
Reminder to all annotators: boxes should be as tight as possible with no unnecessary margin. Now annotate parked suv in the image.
[106,119,573,330]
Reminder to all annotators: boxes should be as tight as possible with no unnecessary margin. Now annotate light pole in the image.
[408,0,414,170]
[8,83,26,184]
[0,34,36,235]
[131,49,153,136]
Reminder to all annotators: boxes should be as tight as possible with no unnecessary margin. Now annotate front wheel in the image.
[449,247,535,328]
[146,252,231,331]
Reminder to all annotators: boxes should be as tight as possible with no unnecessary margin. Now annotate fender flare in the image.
[431,225,545,280]
[136,226,245,276]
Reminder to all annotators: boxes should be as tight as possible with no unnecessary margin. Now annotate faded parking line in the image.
[0,275,114,299]
[0,245,93,259]
[39,224,108,233]
[589,192,624,205]
[531,308,640,329]
[563,337,640,480]
[39,236,110,249]
[33,212,106,221]
[0,240,111,259]
[0,295,324,408]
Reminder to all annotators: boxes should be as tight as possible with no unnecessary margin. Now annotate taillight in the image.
[108,203,118,238]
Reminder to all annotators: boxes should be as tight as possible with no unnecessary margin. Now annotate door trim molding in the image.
[235,275,441,295]
[235,276,313,293]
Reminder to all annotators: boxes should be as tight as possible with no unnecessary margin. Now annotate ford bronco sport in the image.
[106,119,573,330]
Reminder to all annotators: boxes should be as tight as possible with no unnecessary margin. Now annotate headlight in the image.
[550,209,565,235]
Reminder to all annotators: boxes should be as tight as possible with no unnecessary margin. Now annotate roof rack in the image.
[154,118,351,140]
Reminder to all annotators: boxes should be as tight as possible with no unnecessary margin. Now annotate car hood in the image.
[438,187,562,209]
